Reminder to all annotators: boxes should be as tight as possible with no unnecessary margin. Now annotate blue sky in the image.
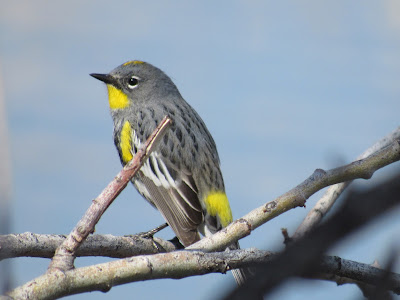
[1,1,400,299]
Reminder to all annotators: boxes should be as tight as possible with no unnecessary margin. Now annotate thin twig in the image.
[48,117,172,272]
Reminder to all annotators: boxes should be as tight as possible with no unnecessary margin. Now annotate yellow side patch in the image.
[204,192,233,227]
[123,60,144,66]
[107,85,130,110]
[120,121,133,164]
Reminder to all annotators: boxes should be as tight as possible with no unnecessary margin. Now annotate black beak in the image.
[90,73,115,85]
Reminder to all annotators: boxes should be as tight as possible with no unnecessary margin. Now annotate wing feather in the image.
[133,152,203,246]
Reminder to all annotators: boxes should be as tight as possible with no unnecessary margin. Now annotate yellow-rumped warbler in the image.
[91,60,247,284]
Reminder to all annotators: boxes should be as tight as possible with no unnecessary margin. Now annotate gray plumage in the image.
[91,61,251,286]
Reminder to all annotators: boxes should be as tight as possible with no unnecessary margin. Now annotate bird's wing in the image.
[133,151,203,246]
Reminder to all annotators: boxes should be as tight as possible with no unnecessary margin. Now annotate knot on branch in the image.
[264,201,277,213]
[312,168,327,180]
[236,218,252,232]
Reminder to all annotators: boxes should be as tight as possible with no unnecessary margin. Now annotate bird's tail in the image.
[229,242,263,299]
[231,268,250,286]
[229,242,255,286]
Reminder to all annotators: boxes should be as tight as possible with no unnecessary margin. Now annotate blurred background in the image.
[1,1,400,299]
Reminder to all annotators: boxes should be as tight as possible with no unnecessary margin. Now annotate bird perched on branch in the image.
[91,60,249,285]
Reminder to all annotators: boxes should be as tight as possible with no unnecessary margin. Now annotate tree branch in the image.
[5,130,400,299]
[6,249,270,299]
[48,117,172,272]
[4,233,400,297]
[188,138,400,252]
[293,126,400,240]
[6,248,400,299]
[224,170,400,299]
[0,233,178,260]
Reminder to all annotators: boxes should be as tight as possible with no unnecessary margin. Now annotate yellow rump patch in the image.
[107,85,130,110]
[204,192,233,227]
[120,121,133,164]
[123,60,144,66]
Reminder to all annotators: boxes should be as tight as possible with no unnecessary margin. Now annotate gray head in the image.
[90,60,181,110]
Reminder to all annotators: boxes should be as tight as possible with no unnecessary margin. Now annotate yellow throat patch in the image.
[120,121,133,164]
[107,85,129,110]
[204,192,233,227]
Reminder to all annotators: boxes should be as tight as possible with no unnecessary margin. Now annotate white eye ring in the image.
[128,76,140,89]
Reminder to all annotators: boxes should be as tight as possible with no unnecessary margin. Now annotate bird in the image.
[91,60,248,285]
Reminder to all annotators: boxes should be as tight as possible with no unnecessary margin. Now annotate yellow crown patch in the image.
[123,60,144,66]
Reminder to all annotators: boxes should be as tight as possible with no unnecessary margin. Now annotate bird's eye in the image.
[128,76,139,89]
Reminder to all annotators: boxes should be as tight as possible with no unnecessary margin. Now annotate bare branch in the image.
[317,256,400,295]
[311,259,395,300]
[6,248,400,299]
[293,126,400,239]
[0,233,178,260]
[48,117,172,272]
[5,130,400,299]
[4,233,400,297]
[224,170,400,300]
[7,249,270,299]
[188,138,400,251]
